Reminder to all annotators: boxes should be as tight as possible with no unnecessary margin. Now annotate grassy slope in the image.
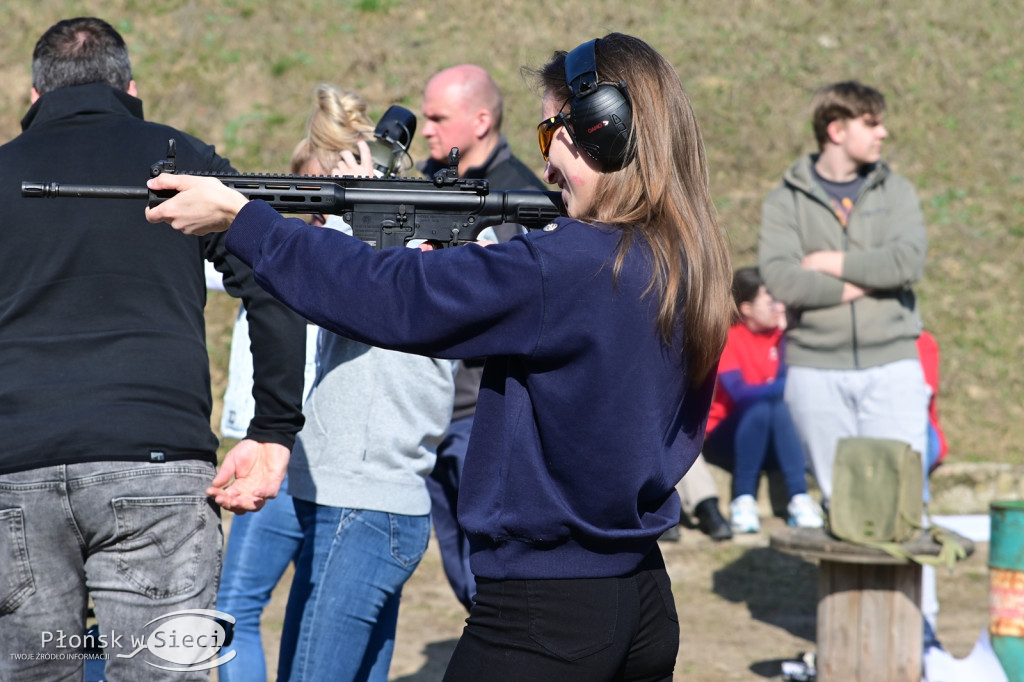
[2,0,1020,464]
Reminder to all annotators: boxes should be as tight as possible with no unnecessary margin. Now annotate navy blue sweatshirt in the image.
[227,202,713,579]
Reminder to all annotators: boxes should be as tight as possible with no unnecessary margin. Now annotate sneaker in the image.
[694,497,733,541]
[729,494,760,534]
[787,493,824,528]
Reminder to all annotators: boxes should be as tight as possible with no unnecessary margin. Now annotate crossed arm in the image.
[800,250,869,303]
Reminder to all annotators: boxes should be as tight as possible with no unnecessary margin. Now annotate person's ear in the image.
[826,119,847,145]
[30,87,40,103]
[739,300,754,319]
[472,108,492,140]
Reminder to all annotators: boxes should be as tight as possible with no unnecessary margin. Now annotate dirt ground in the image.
[229,513,991,682]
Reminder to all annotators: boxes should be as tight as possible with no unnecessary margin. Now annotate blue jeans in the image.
[0,461,222,682]
[924,421,942,503]
[703,398,808,500]
[425,413,476,611]
[277,500,431,682]
[216,478,303,682]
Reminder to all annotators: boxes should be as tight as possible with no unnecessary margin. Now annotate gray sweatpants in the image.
[784,358,929,503]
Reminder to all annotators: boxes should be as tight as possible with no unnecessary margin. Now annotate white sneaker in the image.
[729,495,760,533]
[787,493,824,528]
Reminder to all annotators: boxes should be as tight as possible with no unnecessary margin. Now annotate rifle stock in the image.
[21,140,564,250]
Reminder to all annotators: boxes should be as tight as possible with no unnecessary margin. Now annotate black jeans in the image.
[443,549,679,682]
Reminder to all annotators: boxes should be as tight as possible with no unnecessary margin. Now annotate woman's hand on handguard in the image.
[145,173,249,236]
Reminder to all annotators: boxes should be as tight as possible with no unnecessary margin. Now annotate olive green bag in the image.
[828,436,965,568]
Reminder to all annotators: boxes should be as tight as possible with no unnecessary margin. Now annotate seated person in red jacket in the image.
[704,267,824,533]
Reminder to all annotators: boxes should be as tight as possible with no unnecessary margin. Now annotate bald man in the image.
[418,64,546,612]
[420,64,544,218]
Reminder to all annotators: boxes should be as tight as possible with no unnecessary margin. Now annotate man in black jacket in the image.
[418,64,546,611]
[0,17,305,680]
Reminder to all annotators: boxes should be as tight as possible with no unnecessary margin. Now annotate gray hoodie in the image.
[758,154,927,370]
[286,216,457,514]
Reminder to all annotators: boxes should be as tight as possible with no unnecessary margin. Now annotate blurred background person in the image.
[702,267,823,534]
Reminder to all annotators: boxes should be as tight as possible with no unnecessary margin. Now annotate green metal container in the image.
[990,499,1024,681]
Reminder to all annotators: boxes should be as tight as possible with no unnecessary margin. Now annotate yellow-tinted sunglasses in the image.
[537,113,572,160]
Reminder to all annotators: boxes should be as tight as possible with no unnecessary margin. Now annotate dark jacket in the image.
[420,135,547,419]
[0,83,306,474]
[227,205,712,579]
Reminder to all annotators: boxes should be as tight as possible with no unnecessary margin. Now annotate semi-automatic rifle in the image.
[22,140,564,249]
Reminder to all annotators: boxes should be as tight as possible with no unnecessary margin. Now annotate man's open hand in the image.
[207,439,290,513]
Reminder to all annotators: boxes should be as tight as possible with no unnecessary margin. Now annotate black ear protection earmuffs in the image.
[564,38,633,171]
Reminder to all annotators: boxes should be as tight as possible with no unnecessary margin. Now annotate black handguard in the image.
[22,141,564,249]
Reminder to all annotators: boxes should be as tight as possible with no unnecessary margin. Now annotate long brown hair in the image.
[527,34,732,385]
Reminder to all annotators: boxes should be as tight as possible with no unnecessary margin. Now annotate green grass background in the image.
[2,0,1021,464]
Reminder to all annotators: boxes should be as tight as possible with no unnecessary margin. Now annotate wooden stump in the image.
[770,526,973,682]
[817,559,921,681]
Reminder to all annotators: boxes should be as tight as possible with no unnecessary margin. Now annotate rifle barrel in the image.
[22,182,149,200]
